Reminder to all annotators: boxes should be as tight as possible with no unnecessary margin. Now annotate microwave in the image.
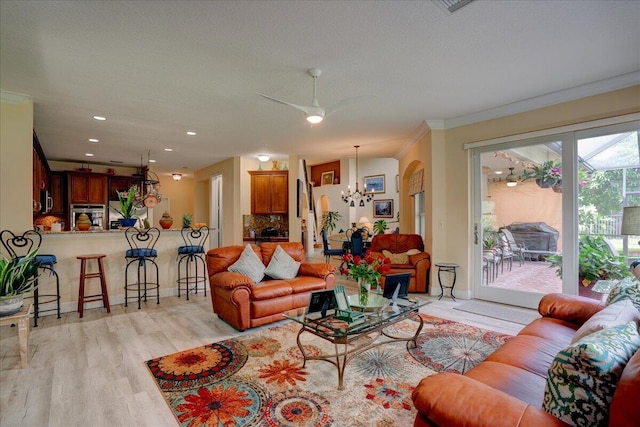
[70,204,106,230]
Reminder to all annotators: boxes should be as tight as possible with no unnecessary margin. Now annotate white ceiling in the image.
[1,1,639,177]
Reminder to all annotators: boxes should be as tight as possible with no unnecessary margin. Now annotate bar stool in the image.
[76,254,110,318]
[177,226,209,300]
[1,229,61,327]
[124,227,161,309]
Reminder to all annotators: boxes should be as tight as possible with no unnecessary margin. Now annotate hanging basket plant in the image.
[522,160,562,189]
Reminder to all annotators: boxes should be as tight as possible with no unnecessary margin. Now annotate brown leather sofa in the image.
[206,242,336,331]
[369,233,430,293]
[412,293,639,427]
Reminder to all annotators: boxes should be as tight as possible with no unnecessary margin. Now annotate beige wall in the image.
[194,156,242,246]
[399,85,640,297]
[0,93,33,236]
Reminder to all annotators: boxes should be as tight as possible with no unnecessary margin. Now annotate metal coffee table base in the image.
[294,311,424,390]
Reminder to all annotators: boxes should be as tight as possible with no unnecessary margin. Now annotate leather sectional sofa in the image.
[369,233,431,293]
[412,293,639,427]
[206,242,336,331]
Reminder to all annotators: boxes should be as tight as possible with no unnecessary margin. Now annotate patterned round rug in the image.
[408,317,511,374]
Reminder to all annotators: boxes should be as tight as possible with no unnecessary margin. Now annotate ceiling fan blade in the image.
[324,95,375,116]
[257,92,313,114]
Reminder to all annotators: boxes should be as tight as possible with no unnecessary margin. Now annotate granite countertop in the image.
[42,228,193,235]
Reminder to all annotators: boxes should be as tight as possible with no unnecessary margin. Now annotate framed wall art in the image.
[373,199,394,218]
[364,174,385,193]
[321,171,335,186]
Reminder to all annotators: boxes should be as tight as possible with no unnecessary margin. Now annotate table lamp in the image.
[621,206,640,281]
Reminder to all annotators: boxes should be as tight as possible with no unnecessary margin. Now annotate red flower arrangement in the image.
[341,249,391,287]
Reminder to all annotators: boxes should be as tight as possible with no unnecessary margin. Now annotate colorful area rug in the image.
[145,314,511,426]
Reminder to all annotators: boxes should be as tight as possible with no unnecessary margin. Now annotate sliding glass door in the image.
[471,121,639,309]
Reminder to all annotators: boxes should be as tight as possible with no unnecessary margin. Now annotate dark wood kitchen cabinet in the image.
[249,170,288,215]
[108,176,136,201]
[67,172,107,205]
[49,172,66,216]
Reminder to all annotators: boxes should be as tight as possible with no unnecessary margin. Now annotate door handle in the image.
[474,223,479,245]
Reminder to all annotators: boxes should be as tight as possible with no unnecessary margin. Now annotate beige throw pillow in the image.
[382,250,409,264]
[571,299,640,344]
[264,245,300,280]
[228,244,265,283]
[406,248,421,256]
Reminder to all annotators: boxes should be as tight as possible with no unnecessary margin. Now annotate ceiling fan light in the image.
[306,114,323,124]
[506,167,518,187]
[257,154,270,162]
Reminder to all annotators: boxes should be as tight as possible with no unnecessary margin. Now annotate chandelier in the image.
[341,145,374,207]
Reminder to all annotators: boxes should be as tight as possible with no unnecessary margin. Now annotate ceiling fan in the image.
[257,68,372,124]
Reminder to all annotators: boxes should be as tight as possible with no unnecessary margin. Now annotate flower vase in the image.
[358,278,370,306]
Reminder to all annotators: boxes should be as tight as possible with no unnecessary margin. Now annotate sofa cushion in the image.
[370,233,425,253]
[264,245,300,280]
[543,322,640,427]
[572,299,640,343]
[228,244,265,283]
[251,280,292,300]
[606,278,640,311]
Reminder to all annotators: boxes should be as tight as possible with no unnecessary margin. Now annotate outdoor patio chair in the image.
[500,229,526,266]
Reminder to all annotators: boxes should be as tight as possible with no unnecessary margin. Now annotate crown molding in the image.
[396,120,432,159]
[444,71,640,129]
[0,90,31,104]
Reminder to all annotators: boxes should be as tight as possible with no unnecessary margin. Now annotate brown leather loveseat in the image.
[369,233,430,293]
[206,242,336,331]
[412,293,639,427]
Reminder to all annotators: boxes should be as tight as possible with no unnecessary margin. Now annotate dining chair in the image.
[350,230,366,258]
[321,229,345,263]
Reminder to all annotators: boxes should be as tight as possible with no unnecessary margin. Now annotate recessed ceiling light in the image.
[149,159,156,163]
[93,115,106,121]
[164,148,173,152]
[495,170,503,175]
[89,138,99,143]
[186,131,196,136]
[85,153,94,157]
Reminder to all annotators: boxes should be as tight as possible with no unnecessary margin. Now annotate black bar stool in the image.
[77,254,110,318]
[1,229,61,327]
[124,227,161,309]
[177,226,209,300]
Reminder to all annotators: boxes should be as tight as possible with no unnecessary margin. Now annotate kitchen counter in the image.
[35,229,213,316]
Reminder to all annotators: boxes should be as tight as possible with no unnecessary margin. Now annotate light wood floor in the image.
[0,253,529,427]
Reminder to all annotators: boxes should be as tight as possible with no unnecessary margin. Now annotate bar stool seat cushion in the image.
[126,248,157,258]
[35,254,57,265]
[178,245,205,255]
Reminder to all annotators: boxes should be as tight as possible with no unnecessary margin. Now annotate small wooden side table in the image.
[0,303,33,368]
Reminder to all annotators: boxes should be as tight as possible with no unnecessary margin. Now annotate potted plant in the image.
[373,219,388,235]
[521,160,562,188]
[182,213,193,228]
[115,186,138,227]
[0,249,40,316]
[546,235,631,286]
[321,211,342,235]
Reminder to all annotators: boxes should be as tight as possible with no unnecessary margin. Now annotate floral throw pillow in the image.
[264,245,300,280]
[228,244,265,283]
[606,278,640,311]
[543,322,640,426]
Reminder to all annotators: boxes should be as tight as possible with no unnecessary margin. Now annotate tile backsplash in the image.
[243,215,289,237]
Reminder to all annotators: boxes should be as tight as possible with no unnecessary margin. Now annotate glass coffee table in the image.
[285,297,431,390]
